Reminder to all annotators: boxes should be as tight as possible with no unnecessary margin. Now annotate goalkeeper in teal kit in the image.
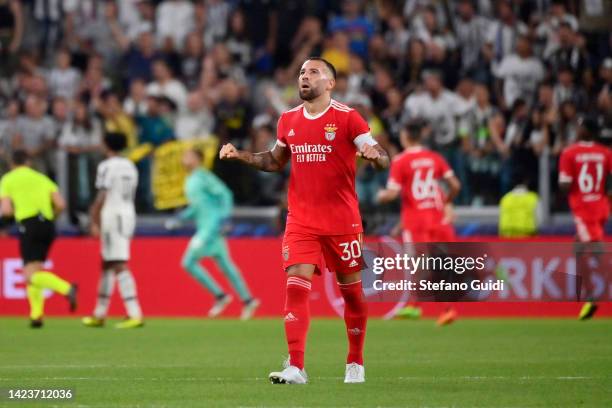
[166,149,260,319]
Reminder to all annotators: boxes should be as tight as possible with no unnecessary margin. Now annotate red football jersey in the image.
[277,100,370,235]
[387,147,454,229]
[559,141,611,221]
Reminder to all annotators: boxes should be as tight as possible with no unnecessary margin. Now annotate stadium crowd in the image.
[0,0,610,228]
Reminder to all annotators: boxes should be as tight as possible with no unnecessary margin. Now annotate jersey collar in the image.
[302,99,333,120]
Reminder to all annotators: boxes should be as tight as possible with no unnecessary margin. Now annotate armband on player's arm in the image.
[354,133,390,170]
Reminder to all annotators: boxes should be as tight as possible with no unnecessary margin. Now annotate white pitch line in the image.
[0,376,602,382]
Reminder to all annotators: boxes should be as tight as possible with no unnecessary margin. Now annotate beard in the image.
[299,86,321,101]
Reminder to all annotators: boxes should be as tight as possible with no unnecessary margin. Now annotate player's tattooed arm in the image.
[219,143,290,172]
[357,144,390,170]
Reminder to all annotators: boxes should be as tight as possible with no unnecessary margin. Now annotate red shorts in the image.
[402,223,456,243]
[282,230,364,274]
[574,216,606,242]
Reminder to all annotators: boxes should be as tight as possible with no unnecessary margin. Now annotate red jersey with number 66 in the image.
[387,147,454,237]
[276,100,371,235]
[559,141,611,223]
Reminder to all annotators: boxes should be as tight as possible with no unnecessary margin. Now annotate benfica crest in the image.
[324,124,337,141]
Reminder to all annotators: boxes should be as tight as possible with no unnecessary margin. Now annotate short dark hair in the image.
[404,118,425,141]
[104,132,127,152]
[12,149,29,165]
[304,57,337,80]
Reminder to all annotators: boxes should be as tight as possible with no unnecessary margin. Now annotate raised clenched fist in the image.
[219,143,239,160]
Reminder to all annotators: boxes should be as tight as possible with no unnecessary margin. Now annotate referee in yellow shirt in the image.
[0,150,77,328]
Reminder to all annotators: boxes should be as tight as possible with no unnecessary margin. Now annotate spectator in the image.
[0,0,23,76]
[214,79,252,148]
[553,66,588,109]
[328,0,374,59]
[0,99,19,175]
[47,48,81,100]
[459,84,505,204]
[11,95,55,175]
[399,38,427,93]
[494,36,545,111]
[553,100,579,154]
[155,0,195,51]
[454,0,490,80]
[78,55,112,102]
[383,14,410,63]
[251,122,283,205]
[175,91,215,140]
[225,8,252,71]
[546,21,589,80]
[238,0,278,74]
[30,0,64,59]
[536,1,579,59]
[381,87,404,150]
[180,32,205,90]
[123,78,149,117]
[134,94,176,211]
[273,0,306,67]
[321,31,351,75]
[147,58,188,112]
[50,96,70,137]
[199,0,231,49]
[500,99,534,194]
[483,0,528,69]
[97,91,138,149]
[58,98,102,225]
[65,0,121,70]
[110,21,160,84]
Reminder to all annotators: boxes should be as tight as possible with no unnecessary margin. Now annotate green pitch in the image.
[0,318,610,407]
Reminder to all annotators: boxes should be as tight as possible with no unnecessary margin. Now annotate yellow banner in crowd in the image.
[150,138,219,210]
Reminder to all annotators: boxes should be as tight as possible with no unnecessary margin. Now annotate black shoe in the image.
[67,284,78,313]
[30,319,44,328]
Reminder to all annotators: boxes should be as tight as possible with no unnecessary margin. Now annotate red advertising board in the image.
[0,237,610,318]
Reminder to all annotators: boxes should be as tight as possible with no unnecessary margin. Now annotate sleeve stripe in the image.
[276,139,287,147]
[559,173,572,182]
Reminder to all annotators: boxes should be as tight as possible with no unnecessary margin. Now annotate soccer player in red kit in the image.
[376,119,461,243]
[376,119,461,325]
[219,57,389,384]
[558,117,611,320]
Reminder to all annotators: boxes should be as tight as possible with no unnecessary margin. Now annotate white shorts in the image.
[101,212,135,261]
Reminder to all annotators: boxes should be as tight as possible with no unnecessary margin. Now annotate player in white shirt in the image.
[82,133,144,329]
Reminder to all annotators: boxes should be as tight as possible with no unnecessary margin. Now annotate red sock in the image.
[284,276,311,370]
[339,280,367,365]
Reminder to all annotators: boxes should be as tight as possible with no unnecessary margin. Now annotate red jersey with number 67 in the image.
[387,147,454,232]
[276,100,371,235]
[559,141,611,222]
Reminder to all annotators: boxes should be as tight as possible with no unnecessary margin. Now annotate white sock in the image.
[117,270,142,319]
[93,271,115,319]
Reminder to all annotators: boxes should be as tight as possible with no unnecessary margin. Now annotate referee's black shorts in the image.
[18,215,56,264]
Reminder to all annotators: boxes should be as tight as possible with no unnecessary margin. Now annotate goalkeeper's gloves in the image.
[164,218,183,231]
